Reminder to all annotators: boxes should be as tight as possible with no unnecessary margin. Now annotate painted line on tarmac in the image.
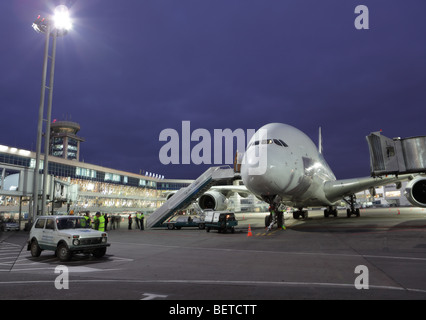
[110,240,426,262]
[0,278,425,294]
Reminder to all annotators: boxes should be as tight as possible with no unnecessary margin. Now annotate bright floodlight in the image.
[53,5,72,31]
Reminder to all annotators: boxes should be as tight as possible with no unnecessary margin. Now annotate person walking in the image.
[128,214,133,230]
[104,213,109,231]
[93,212,100,230]
[84,212,91,228]
[140,212,145,231]
[98,213,105,232]
[135,212,141,229]
[110,215,116,230]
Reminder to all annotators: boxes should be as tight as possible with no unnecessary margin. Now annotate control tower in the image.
[49,120,85,161]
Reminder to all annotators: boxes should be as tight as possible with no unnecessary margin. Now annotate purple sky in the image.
[1,0,425,179]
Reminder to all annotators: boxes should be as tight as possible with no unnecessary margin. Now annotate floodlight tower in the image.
[31,5,72,221]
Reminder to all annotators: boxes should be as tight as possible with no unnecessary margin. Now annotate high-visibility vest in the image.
[98,215,105,231]
[92,216,98,229]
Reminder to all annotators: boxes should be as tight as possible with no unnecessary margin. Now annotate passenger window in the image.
[45,219,55,230]
[35,219,45,229]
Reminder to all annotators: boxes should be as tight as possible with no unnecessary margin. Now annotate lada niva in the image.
[27,215,110,261]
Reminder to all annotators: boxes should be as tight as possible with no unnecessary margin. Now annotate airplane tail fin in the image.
[318,126,323,154]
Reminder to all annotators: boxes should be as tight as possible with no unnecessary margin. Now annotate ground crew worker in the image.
[84,212,90,228]
[93,212,99,230]
[136,212,141,229]
[140,212,145,230]
[98,212,105,232]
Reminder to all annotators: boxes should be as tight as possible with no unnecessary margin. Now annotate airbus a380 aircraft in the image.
[239,123,426,229]
[161,122,425,230]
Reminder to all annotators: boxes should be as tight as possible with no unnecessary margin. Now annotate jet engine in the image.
[166,192,177,200]
[198,191,228,211]
[404,177,426,208]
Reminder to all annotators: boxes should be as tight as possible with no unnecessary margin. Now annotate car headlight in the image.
[72,235,80,246]
[101,234,107,243]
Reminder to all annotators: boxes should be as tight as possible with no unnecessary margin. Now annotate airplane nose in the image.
[241,146,288,196]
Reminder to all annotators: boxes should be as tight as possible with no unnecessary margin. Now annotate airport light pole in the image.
[31,5,72,222]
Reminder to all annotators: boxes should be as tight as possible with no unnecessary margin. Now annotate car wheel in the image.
[30,240,42,257]
[57,243,72,262]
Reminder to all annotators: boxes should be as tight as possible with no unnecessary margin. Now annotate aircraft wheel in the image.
[346,209,351,218]
[265,214,271,227]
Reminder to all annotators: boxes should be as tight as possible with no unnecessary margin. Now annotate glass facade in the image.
[0,147,191,215]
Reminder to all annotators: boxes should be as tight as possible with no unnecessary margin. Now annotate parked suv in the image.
[27,215,110,262]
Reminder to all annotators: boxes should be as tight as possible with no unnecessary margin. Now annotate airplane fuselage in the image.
[241,123,337,208]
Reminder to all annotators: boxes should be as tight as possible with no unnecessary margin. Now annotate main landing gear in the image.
[293,209,308,220]
[344,194,360,218]
[324,206,338,218]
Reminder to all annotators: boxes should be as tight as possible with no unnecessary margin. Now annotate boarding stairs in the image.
[146,166,238,228]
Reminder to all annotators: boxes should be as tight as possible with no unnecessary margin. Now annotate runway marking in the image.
[0,279,425,295]
[0,248,133,273]
[110,240,426,262]
[141,293,168,300]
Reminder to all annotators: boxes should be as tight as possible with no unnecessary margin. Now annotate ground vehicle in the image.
[27,215,110,262]
[164,215,205,230]
[204,210,238,233]
[1,219,20,231]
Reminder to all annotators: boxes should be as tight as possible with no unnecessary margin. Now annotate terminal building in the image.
[0,143,193,218]
[0,120,194,220]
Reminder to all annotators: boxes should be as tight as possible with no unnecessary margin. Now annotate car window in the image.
[56,217,86,230]
[35,219,46,229]
[45,219,55,230]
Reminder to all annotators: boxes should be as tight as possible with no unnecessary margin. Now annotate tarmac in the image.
[1,207,426,301]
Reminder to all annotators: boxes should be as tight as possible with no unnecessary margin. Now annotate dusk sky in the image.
[1,0,425,180]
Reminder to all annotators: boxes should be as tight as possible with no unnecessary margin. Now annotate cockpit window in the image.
[261,139,274,145]
[248,139,288,148]
[278,139,288,147]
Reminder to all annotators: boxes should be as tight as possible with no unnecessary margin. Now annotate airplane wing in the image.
[323,174,412,204]
[210,185,251,198]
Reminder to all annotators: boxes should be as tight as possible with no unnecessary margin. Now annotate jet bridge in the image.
[366,131,426,177]
[146,166,238,229]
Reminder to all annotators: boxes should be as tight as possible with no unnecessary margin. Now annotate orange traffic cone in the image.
[247,224,253,237]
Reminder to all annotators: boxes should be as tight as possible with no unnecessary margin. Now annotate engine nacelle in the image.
[198,191,228,211]
[166,191,177,200]
[404,177,426,208]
